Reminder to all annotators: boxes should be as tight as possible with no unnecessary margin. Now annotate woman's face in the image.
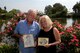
[40,18,47,28]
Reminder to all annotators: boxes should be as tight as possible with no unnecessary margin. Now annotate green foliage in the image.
[5,12,14,19]
[0,8,7,13]
[0,44,19,53]
[0,8,20,20]
[44,3,68,18]
[9,9,20,15]
[73,2,80,13]
[73,2,80,17]
[45,5,52,15]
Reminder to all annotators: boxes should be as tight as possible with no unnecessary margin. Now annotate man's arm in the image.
[13,34,22,38]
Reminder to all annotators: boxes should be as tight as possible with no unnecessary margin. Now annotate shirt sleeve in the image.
[35,23,41,38]
[14,23,19,34]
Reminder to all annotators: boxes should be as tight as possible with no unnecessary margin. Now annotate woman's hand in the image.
[44,44,51,48]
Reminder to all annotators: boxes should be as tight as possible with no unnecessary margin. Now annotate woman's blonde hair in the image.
[39,15,53,29]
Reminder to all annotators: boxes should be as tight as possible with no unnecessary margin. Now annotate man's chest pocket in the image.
[30,29,35,34]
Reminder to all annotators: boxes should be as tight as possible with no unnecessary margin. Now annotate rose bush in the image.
[0,17,80,53]
[53,20,80,53]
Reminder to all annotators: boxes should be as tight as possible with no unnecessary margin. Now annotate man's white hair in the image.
[28,9,38,15]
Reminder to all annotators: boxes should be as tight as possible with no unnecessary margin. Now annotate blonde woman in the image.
[37,15,61,53]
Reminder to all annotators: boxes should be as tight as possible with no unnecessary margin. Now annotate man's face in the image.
[27,12,36,22]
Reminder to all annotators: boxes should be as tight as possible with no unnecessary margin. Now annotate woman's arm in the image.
[44,27,61,48]
[50,27,61,46]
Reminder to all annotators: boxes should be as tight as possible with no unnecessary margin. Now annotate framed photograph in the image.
[22,34,35,47]
[38,37,49,46]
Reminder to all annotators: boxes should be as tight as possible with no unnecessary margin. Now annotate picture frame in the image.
[38,37,49,46]
[22,34,35,47]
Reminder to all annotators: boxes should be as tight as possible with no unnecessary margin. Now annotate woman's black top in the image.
[37,27,56,53]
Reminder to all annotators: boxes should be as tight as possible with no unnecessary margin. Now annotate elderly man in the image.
[14,9,40,53]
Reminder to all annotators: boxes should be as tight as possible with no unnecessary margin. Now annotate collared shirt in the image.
[14,20,40,53]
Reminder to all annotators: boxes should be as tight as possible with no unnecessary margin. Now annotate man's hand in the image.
[20,36,24,43]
